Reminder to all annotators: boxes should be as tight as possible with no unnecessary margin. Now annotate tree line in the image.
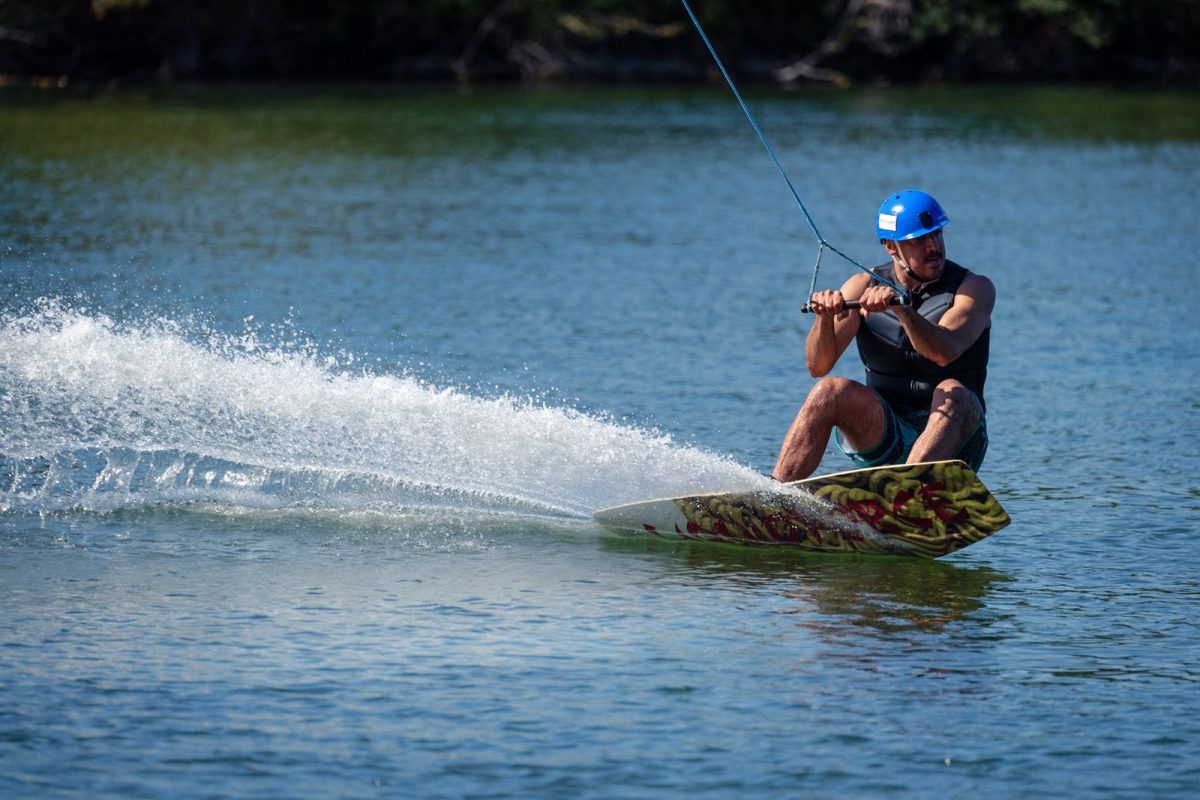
[1,0,1196,86]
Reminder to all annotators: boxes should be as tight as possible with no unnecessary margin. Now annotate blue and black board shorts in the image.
[834,391,988,472]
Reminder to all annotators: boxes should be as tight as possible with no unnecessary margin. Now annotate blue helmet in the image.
[876,190,949,242]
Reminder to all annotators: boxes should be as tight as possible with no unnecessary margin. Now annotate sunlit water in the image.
[2,85,1198,798]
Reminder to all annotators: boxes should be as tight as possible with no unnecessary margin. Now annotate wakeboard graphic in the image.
[593,460,1009,558]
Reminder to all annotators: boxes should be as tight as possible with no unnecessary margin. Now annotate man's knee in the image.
[804,376,861,413]
[931,380,982,427]
[801,377,881,438]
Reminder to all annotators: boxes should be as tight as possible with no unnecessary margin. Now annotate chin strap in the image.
[902,264,929,289]
[679,0,910,310]
[899,258,938,295]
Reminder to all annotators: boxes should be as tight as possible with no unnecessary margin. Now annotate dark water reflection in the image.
[602,536,1011,637]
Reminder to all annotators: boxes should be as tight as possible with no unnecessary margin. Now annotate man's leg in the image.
[907,379,983,463]
[773,377,885,482]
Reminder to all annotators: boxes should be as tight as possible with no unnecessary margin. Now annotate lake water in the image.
[2,84,1198,798]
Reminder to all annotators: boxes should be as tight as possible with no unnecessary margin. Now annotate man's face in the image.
[890,229,945,282]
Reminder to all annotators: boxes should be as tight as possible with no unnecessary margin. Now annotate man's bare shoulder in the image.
[958,272,996,306]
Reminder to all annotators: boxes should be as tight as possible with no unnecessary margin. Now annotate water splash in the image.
[0,302,773,519]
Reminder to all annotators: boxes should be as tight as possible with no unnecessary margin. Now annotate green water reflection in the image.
[2,84,1198,167]
[602,533,1011,636]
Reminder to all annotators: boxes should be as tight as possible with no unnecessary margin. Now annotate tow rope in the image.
[679,0,909,309]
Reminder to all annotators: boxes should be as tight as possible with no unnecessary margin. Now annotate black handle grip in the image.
[800,296,902,314]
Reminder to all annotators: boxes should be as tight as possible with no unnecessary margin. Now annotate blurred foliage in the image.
[0,0,1195,84]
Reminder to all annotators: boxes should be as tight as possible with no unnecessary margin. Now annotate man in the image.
[772,189,994,482]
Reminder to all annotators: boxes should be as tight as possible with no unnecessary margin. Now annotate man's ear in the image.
[881,239,899,258]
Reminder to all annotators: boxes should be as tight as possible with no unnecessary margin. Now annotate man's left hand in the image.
[857,285,899,314]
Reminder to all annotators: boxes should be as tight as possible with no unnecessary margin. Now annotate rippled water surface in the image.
[2,85,1198,798]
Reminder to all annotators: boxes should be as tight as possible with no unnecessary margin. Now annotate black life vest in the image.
[854,260,989,415]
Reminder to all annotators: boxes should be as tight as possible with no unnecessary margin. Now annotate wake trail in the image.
[0,302,773,518]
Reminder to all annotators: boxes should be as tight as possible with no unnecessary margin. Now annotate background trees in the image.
[0,0,1195,84]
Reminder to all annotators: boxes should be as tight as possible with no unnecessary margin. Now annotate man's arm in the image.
[804,273,870,377]
[894,274,995,366]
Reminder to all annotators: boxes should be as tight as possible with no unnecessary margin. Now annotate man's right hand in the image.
[807,290,848,318]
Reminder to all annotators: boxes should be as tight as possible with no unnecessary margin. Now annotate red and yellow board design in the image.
[593,460,1010,558]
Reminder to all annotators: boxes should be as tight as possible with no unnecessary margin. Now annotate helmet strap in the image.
[898,259,935,294]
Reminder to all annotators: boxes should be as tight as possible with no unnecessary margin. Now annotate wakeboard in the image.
[593,460,1009,558]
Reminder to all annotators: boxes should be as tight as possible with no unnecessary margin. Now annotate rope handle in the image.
[800,296,904,314]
